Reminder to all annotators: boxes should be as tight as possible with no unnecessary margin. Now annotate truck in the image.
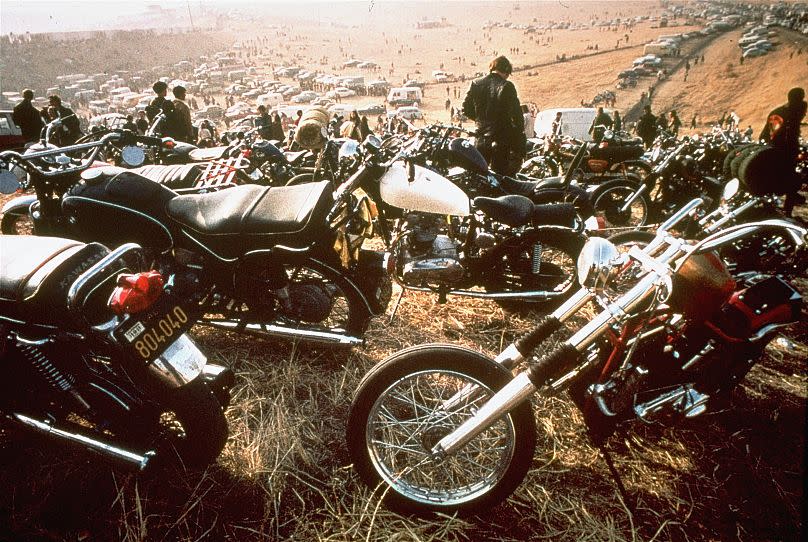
[386,86,423,107]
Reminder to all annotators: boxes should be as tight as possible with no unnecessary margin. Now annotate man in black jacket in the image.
[12,89,44,143]
[759,87,807,216]
[636,105,657,149]
[47,95,81,146]
[146,81,176,136]
[462,56,525,175]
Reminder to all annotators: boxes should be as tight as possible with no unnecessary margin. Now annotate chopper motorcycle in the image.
[0,235,233,469]
[0,133,390,346]
[346,198,805,515]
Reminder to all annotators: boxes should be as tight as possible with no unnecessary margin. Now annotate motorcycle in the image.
[346,198,805,515]
[0,134,390,346]
[332,133,596,308]
[0,235,233,468]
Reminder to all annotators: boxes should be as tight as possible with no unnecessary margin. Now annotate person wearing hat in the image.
[145,80,176,135]
[461,55,525,175]
[12,89,44,143]
[759,87,807,216]
[171,85,194,143]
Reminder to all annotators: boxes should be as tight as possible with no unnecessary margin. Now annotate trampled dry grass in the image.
[1,2,806,540]
[0,281,804,541]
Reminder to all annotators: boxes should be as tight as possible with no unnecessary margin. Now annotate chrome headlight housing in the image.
[576,237,621,290]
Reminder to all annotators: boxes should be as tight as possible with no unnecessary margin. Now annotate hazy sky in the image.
[1,0,478,34]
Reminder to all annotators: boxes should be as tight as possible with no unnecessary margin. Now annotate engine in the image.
[396,212,464,285]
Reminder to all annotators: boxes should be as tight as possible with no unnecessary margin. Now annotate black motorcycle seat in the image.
[0,236,109,322]
[133,164,203,190]
[500,175,567,197]
[166,181,334,257]
[473,195,576,228]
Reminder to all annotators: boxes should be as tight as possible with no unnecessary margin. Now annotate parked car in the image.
[327,87,357,99]
[392,106,423,120]
[292,91,319,104]
[357,103,387,116]
[0,110,27,152]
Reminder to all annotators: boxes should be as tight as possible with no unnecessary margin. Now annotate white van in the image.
[257,93,284,108]
[386,87,423,107]
[533,107,611,141]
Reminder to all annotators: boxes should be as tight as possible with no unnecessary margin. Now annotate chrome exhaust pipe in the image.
[202,320,365,346]
[11,413,154,470]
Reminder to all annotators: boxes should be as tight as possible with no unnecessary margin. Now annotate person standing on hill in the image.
[146,81,176,137]
[588,106,613,142]
[636,104,657,149]
[47,95,81,146]
[759,87,807,216]
[171,85,194,143]
[613,110,622,132]
[462,55,525,175]
[12,89,44,143]
[669,110,682,136]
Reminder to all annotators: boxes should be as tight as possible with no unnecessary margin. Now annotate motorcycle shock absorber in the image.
[16,338,91,411]
[531,242,543,274]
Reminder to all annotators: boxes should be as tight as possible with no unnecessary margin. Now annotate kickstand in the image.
[596,441,636,519]
[387,287,406,325]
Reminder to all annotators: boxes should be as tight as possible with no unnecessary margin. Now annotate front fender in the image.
[1,194,37,217]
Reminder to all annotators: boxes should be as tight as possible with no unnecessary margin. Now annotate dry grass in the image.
[0,280,804,541]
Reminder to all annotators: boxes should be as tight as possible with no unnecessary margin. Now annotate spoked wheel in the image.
[1,210,35,235]
[591,180,650,229]
[347,345,536,516]
[485,229,584,311]
[220,257,370,343]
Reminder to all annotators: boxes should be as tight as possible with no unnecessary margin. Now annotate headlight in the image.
[338,140,359,161]
[576,237,621,290]
[721,178,739,202]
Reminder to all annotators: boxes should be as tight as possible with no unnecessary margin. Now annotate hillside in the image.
[651,27,808,131]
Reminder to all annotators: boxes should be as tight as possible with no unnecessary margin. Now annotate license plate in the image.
[114,303,193,362]
[148,334,207,387]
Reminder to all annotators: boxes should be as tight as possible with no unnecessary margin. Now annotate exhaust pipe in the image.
[11,413,154,470]
[202,320,365,346]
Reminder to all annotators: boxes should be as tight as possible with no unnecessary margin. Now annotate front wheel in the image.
[1,210,35,235]
[347,344,537,516]
[590,179,651,229]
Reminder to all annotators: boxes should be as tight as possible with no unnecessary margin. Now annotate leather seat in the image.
[473,195,576,228]
[0,236,108,322]
[166,181,334,258]
[133,164,203,190]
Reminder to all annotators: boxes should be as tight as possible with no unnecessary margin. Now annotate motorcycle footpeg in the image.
[201,364,235,409]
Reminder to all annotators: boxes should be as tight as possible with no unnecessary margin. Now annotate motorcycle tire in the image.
[161,378,229,468]
[590,179,651,229]
[721,144,755,178]
[235,254,372,342]
[1,210,34,235]
[612,160,652,182]
[729,144,760,181]
[485,227,584,312]
[347,344,537,516]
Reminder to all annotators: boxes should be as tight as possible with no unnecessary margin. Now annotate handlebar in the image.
[0,132,122,178]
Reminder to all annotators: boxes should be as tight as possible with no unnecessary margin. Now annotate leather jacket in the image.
[462,73,524,149]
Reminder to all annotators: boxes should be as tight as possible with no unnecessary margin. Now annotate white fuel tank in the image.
[379,162,470,216]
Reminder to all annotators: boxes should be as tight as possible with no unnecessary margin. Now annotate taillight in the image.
[163,139,176,150]
[241,149,252,159]
[109,271,164,315]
